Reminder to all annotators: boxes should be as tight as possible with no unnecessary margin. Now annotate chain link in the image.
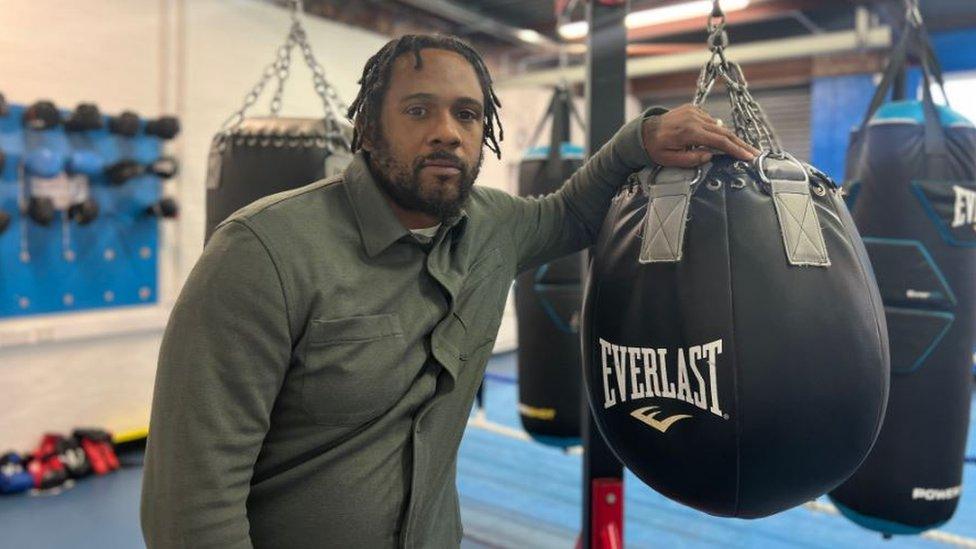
[905,0,923,27]
[270,35,296,115]
[693,2,782,154]
[215,0,350,150]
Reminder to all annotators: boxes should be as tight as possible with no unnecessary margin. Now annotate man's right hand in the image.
[641,104,760,168]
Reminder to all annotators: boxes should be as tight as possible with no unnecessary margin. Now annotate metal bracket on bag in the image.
[638,165,704,264]
[757,152,830,267]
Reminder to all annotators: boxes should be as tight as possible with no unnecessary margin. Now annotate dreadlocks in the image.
[347,34,504,159]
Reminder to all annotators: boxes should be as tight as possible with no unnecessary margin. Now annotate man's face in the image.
[365,48,485,221]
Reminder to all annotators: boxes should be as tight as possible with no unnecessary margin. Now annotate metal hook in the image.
[904,0,922,27]
[708,0,727,32]
[711,0,724,19]
[289,0,303,23]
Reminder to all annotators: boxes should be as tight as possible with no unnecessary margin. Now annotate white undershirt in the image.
[409,224,441,240]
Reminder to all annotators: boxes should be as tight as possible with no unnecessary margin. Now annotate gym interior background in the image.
[1,0,975,547]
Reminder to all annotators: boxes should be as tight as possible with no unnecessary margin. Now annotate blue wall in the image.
[810,74,875,180]
[810,26,976,180]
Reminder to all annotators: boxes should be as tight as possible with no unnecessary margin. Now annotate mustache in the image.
[415,151,466,171]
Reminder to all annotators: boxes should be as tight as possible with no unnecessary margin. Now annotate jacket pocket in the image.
[300,313,408,425]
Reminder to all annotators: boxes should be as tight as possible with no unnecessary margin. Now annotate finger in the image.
[690,127,755,161]
[655,150,713,169]
[690,107,719,125]
[689,126,757,161]
[701,122,760,157]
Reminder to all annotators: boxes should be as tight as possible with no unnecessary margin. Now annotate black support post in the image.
[581,1,628,548]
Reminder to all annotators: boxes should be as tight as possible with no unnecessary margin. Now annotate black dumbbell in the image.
[65,103,104,132]
[145,116,180,140]
[0,210,10,234]
[27,196,56,226]
[149,156,179,179]
[146,197,179,219]
[23,100,62,130]
[68,199,99,225]
[106,157,178,184]
[105,160,142,185]
[108,111,140,136]
[0,92,8,117]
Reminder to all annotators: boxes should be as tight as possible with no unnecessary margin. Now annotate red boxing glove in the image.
[73,429,119,475]
[26,452,67,490]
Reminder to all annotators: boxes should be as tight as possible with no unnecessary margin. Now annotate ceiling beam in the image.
[574,0,844,43]
[395,0,561,51]
[497,25,892,88]
[631,57,814,99]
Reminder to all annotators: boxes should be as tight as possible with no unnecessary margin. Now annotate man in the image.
[141,34,756,548]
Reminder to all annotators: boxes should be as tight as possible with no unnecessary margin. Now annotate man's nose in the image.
[428,111,462,149]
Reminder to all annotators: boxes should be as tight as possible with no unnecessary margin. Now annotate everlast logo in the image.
[952,184,976,231]
[598,338,727,432]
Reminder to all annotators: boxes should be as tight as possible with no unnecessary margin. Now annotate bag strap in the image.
[860,1,948,127]
[859,1,949,179]
[861,25,914,128]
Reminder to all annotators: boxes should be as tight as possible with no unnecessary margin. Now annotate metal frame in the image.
[581,1,628,548]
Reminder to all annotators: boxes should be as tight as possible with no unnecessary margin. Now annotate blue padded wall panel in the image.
[0,103,162,318]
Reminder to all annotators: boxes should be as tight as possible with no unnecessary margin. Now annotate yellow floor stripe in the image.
[113,427,148,444]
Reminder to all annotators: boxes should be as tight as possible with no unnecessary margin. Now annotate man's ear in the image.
[357,121,374,152]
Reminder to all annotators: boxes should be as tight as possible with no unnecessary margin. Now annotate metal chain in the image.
[291,21,349,134]
[215,0,350,149]
[905,0,923,27]
[270,34,296,115]
[693,0,782,154]
[216,39,293,133]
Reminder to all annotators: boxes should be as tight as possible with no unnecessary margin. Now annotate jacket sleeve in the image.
[141,219,292,549]
[500,107,664,273]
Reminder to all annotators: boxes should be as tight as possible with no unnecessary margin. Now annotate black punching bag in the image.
[830,17,976,535]
[582,30,889,518]
[205,117,351,241]
[203,7,352,242]
[516,87,586,445]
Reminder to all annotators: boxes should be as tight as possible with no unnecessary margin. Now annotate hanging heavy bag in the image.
[829,3,976,535]
[516,86,587,445]
[581,5,889,519]
[205,0,352,241]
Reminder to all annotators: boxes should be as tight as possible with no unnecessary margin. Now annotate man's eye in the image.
[406,106,427,117]
[458,109,479,121]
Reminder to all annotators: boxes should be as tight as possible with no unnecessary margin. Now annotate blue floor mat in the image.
[461,352,976,548]
[0,455,145,549]
[0,352,972,548]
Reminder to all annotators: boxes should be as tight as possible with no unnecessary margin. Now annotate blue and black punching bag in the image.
[830,11,976,535]
[516,87,586,445]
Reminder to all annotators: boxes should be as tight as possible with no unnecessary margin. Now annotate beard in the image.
[366,139,482,222]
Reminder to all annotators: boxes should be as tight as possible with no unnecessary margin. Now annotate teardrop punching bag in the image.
[205,4,352,242]
[829,10,976,535]
[516,87,585,445]
[206,117,351,241]
[581,13,889,519]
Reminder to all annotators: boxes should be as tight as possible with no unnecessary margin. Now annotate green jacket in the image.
[141,109,658,548]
